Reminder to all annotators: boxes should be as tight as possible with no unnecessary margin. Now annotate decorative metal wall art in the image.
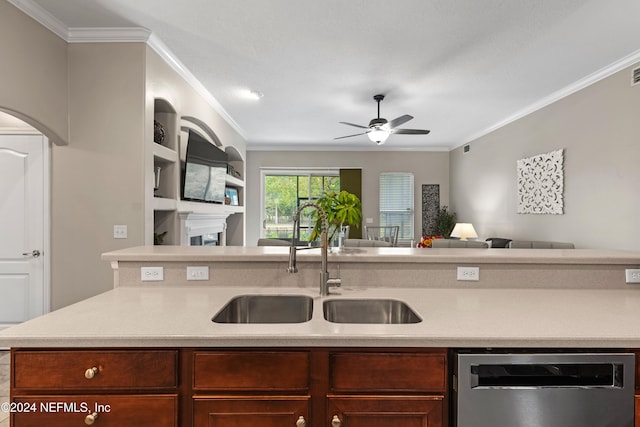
[421,184,440,235]
[517,149,564,214]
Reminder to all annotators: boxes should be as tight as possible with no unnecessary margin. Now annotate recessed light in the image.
[246,89,264,100]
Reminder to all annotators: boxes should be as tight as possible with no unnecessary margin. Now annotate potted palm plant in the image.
[308,190,362,244]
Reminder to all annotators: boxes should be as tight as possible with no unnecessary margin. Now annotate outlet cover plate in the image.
[457,266,480,281]
[625,269,640,284]
[141,266,164,281]
[187,266,209,281]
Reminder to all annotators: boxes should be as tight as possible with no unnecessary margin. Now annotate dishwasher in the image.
[453,350,635,427]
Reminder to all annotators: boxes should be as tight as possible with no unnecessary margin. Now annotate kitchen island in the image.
[2,246,640,427]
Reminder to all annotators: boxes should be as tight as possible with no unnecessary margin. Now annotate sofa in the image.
[431,239,489,248]
[508,240,575,249]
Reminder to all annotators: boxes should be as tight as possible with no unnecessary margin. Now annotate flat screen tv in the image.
[181,130,228,204]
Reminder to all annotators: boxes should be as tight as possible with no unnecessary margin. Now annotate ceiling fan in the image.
[335,94,430,145]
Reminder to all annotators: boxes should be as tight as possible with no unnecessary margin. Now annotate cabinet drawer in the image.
[193,397,309,426]
[193,351,310,391]
[13,350,178,390]
[330,352,446,392]
[11,394,178,427]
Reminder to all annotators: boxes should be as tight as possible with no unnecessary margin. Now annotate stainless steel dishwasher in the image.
[454,351,635,427]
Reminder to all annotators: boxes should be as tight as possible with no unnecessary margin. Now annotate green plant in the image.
[308,190,362,243]
[434,206,456,238]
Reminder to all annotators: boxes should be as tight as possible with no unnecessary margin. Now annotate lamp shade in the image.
[367,128,390,145]
[450,223,478,241]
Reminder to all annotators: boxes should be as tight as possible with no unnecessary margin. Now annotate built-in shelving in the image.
[147,98,245,246]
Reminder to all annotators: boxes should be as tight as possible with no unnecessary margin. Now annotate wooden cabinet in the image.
[11,349,179,427]
[327,397,443,427]
[190,350,311,427]
[11,348,447,427]
[327,350,447,427]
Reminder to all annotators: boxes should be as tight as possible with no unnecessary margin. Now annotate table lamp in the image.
[450,223,478,241]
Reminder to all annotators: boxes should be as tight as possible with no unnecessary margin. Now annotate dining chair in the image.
[364,225,399,247]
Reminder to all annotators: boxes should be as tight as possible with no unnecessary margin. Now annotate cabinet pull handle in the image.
[84,367,99,379]
[84,412,99,425]
[331,415,342,427]
[296,415,306,427]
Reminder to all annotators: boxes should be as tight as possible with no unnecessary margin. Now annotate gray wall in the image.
[0,1,68,145]
[450,63,640,250]
[246,150,450,246]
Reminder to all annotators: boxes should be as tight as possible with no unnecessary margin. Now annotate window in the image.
[379,173,414,241]
[261,169,340,242]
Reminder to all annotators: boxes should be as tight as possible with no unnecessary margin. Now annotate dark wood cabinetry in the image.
[10,348,446,427]
[11,349,179,427]
[327,350,446,427]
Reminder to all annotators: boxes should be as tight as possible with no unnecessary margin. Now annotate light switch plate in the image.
[113,225,128,239]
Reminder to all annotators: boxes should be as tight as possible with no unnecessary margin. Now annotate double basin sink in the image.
[212,294,421,324]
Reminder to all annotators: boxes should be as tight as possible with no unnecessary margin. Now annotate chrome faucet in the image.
[287,201,341,296]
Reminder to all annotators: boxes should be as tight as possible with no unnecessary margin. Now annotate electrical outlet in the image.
[457,266,480,281]
[141,266,164,281]
[113,225,128,239]
[625,269,640,284]
[187,266,209,281]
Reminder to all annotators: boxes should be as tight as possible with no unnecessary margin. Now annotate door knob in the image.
[331,415,342,427]
[22,249,41,258]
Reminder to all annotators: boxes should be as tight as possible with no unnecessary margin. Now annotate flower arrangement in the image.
[417,235,443,248]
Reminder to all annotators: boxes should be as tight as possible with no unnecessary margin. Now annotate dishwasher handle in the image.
[470,362,625,389]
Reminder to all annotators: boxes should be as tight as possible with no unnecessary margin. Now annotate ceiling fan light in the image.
[368,128,390,145]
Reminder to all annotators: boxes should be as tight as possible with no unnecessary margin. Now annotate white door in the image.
[0,134,48,329]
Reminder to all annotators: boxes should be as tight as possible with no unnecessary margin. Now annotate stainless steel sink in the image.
[323,299,422,324]
[212,295,314,324]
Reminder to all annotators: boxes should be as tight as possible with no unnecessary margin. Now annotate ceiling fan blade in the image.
[334,132,367,140]
[339,121,368,129]
[392,128,431,135]
[388,114,413,129]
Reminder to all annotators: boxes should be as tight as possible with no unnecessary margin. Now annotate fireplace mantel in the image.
[178,211,229,246]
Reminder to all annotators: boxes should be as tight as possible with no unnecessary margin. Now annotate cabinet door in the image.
[193,397,309,427]
[328,396,443,427]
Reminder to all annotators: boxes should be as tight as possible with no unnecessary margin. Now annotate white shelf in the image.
[153,143,178,163]
[225,174,244,188]
[177,200,245,215]
[153,197,177,211]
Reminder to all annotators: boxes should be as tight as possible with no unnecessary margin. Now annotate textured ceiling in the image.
[19,0,640,150]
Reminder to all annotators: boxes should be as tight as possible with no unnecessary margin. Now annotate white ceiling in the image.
[14,0,640,150]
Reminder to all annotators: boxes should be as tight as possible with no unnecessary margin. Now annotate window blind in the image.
[379,173,414,240]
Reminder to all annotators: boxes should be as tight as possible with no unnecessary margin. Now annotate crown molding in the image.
[8,0,246,141]
[463,48,640,147]
[247,143,450,152]
[147,34,246,140]
[67,27,151,43]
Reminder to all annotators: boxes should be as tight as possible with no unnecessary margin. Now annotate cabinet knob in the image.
[331,415,342,427]
[296,415,306,427]
[84,412,99,425]
[84,367,99,379]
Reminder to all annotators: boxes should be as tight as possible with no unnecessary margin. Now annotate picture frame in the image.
[225,187,239,206]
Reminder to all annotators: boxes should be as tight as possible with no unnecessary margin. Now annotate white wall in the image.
[246,150,450,246]
[450,63,640,249]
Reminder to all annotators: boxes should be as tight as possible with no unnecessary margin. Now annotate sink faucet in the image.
[287,201,341,296]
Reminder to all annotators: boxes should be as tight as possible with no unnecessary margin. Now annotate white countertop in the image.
[102,246,640,265]
[3,285,640,348]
